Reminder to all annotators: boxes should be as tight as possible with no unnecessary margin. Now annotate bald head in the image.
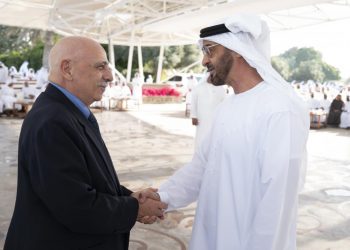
[49,36,102,81]
[47,36,113,106]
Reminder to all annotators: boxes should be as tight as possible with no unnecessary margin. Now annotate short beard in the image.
[208,50,233,86]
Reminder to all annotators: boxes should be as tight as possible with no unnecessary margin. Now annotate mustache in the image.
[206,64,214,72]
[96,82,109,87]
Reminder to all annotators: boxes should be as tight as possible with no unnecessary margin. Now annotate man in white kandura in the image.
[191,76,226,149]
[339,95,350,129]
[157,13,309,250]
[131,72,144,105]
[19,61,29,79]
[0,62,9,84]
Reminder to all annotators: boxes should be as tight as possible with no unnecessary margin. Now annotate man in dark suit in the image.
[4,36,166,250]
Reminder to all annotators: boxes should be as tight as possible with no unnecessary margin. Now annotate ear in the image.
[61,59,73,81]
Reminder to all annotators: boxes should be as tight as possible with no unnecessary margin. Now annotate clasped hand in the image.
[131,188,167,224]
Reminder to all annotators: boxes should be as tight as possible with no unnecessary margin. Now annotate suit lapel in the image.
[80,118,121,191]
[44,85,121,193]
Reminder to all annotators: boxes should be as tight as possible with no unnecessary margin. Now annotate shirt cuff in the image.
[157,191,169,204]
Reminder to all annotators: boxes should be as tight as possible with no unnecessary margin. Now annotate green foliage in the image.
[0,41,44,71]
[0,26,35,54]
[163,45,201,70]
[292,60,324,82]
[271,56,290,80]
[294,47,322,66]
[273,47,340,82]
[182,45,201,67]
[280,47,298,68]
[0,24,341,83]
[102,44,201,80]
[0,50,23,68]
[322,62,341,81]
[164,46,183,68]
[0,25,45,70]
[1,24,202,79]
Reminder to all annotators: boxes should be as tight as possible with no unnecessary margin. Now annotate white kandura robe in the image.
[306,98,320,110]
[339,101,350,128]
[159,82,309,250]
[22,85,38,99]
[0,96,3,113]
[319,99,331,113]
[131,76,144,104]
[1,85,20,110]
[0,66,8,83]
[191,82,226,149]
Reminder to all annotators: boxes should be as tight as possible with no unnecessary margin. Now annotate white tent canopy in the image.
[1,0,349,81]
[1,0,349,46]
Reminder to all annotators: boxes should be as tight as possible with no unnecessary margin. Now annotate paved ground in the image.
[0,103,350,249]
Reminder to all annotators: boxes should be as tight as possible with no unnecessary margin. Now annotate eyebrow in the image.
[203,43,217,47]
[93,61,109,67]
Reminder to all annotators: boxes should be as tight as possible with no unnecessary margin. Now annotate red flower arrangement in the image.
[142,87,181,97]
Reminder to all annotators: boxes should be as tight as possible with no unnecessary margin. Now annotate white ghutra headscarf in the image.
[199,13,310,190]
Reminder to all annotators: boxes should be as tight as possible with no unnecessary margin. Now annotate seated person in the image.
[0,92,3,114]
[1,82,21,113]
[22,81,38,100]
[340,96,350,129]
[111,83,131,110]
[27,68,36,80]
[327,94,344,126]
[319,94,331,114]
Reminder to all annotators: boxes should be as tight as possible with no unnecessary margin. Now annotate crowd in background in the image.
[0,60,141,114]
[0,61,48,114]
[0,60,349,129]
[292,80,350,129]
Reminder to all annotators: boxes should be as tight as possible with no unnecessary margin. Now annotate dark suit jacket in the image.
[4,84,139,250]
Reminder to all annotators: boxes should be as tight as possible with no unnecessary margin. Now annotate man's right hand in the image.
[138,198,167,220]
[131,188,167,224]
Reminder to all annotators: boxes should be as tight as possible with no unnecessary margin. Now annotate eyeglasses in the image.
[201,44,219,57]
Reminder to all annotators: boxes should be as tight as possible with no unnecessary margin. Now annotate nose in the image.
[202,54,210,67]
[103,66,113,82]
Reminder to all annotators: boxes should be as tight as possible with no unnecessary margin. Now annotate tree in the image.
[280,47,321,68]
[163,46,183,69]
[280,47,298,68]
[0,26,36,54]
[271,56,290,80]
[0,25,46,70]
[1,24,202,79]
[181,45,201,67]
[294,47,321,67]
[292,60,324,82]
[321,62,341,81]
[273,47,341,82]
[24,40,44,70]
[0,40,44,71]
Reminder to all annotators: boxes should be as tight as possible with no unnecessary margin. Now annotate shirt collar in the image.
[50,82,90,119]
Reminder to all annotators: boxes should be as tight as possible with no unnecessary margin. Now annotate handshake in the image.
[131,188,168,224]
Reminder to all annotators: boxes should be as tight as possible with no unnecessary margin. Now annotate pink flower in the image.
[142,87,180,96]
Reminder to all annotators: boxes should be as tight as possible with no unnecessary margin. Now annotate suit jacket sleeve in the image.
[25,118,139,235]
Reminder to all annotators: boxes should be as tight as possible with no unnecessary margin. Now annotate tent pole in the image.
[137,44,144,81]
[156,45,164,83]
[126,45,134,83]
[108,35,115,70]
